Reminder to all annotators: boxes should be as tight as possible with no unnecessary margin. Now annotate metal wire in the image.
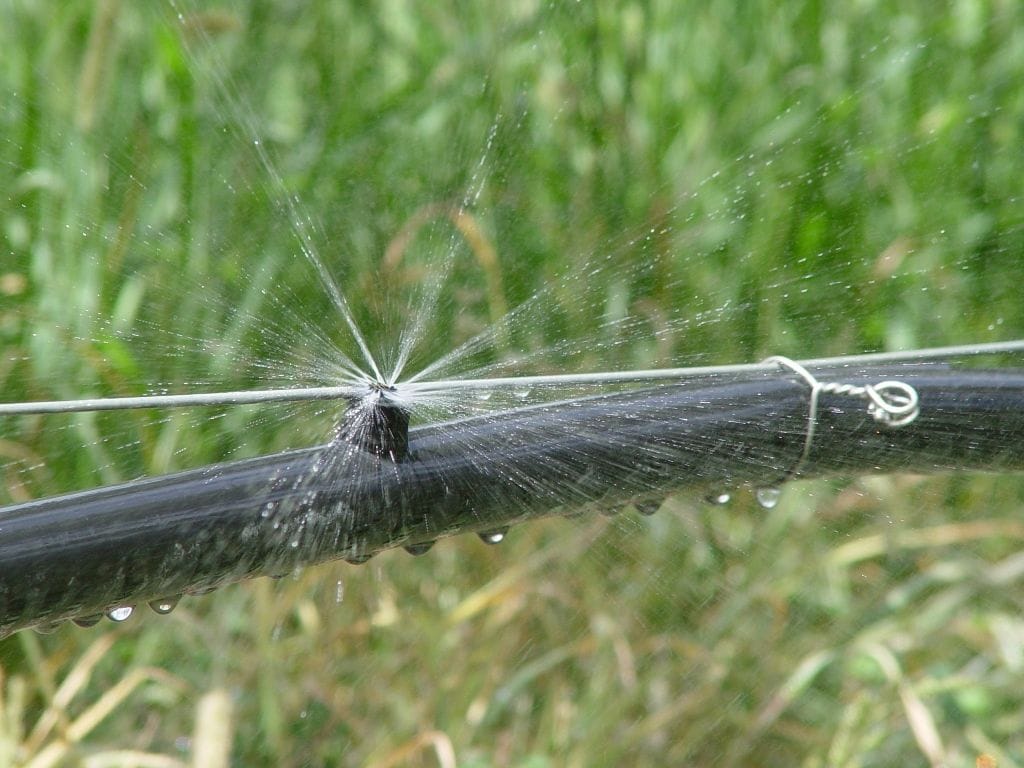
[1,339,1022,416]
[765,355,921,481]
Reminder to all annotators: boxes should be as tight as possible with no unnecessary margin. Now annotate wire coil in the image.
[764,355,921,479]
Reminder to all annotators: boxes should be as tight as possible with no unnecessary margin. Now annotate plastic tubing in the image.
[2,365,1023,635]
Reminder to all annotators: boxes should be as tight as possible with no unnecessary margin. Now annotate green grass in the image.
[2,0,1024,765]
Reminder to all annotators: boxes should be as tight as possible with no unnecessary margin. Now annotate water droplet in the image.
[148,596,181,615]
[73,614,103,628]
[705,491,732,505]
[479,528,508,545]
[404,541,435,556]
[345,553,373,565]
[106,605,134,622]
[755,487,782,509]
[475,391,492,401]
[635,500,660,516]
[513,388,531,399]
[335,580,345,604]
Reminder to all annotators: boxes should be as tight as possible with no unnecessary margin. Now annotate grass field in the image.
[3,0,1024,765]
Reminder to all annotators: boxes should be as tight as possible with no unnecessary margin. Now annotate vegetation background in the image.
[2,0,1024,765]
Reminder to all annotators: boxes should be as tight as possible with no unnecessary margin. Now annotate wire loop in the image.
[764,355,921,479]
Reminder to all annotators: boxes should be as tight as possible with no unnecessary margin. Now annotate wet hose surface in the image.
[1,366,1023,635]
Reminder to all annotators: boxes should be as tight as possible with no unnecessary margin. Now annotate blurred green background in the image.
[2,0,1024,765]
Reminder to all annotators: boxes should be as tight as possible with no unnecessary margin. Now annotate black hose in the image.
[2,365,1023,636]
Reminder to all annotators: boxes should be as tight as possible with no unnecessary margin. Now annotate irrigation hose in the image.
[1,365,1023,636]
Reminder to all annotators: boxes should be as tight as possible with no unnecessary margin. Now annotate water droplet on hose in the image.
[106,605,134,622]
[635,500,660,516]
[755,487,781,509]
[148,596,181,615]
[705,491,731,505]
[479,528,508,545]
[476,391,492,401]
[404,541,435,556]
[513,388,531,399]
[73,614,103,628]
[335,580,345,604]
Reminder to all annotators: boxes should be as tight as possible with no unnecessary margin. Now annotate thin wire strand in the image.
[0,338,1020,416]
[0,385,367,416]
[765,355,921,481]
[408,338,1024,394]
